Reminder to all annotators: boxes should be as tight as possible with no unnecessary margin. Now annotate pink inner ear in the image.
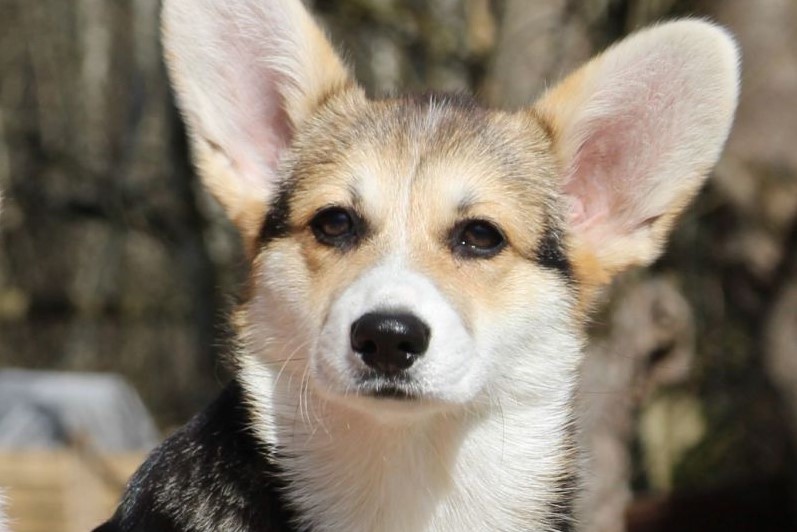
[209,22,295,189]
[563,54,683,236]
[226,63,293,186]
[235,68,293,170]
[170,0,318,195]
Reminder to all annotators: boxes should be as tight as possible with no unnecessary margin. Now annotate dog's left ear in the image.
[533,20,739,285]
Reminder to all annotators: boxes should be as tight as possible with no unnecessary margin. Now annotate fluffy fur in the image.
[96,2,739,531]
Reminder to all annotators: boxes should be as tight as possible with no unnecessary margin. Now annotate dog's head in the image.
[162,0,738,417]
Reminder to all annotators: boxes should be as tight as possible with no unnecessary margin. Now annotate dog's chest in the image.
[268,402,573,532]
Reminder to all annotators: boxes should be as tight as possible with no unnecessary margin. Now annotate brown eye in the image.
[311,207,358,247]
[451,220,506,258]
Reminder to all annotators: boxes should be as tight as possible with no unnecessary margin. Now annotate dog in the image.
[95,0,739,530]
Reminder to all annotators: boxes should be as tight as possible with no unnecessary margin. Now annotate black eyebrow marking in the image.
[258,182,294,245]
[536,221,573,281]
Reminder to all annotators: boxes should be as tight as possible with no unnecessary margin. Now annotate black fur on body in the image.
[94,381,296,532]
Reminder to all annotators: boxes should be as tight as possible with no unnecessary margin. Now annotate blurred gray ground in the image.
[0,0,796,526]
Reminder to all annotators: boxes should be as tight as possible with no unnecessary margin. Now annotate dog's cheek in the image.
[411,253,537,394]
[470,260,582,391]
[250,237,369,330]
[249,243,319,335]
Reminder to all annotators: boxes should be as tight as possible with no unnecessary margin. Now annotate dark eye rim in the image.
[310,206,362,249]
[450,218,507,259]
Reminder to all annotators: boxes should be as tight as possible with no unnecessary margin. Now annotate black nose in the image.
[350,312,431,374]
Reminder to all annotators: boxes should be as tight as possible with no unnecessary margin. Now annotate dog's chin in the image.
[355,377,426,403]
[312,374,454,421]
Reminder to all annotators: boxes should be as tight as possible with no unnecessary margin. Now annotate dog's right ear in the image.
[532,20,739,290]
[162,0,354,244]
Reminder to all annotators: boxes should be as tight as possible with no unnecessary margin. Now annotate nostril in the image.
[360,340,377,355]
[398,341,420,355]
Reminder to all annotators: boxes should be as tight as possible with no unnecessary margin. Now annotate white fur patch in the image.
[313,259,481,406]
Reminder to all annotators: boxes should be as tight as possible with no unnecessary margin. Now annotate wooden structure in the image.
[0,450,143,532]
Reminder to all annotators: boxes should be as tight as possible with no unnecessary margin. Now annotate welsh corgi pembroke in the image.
[96,1,739,530]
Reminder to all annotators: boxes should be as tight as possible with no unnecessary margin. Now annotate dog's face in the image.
[163,0,739,417]
[247,95,578,410]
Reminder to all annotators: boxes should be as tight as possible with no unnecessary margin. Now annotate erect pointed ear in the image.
[533,20,739,286]
[162,0,355,245]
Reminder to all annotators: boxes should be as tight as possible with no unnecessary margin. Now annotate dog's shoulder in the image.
[94,381,295,532]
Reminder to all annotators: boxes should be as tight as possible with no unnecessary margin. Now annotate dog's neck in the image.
[238,353,578,532]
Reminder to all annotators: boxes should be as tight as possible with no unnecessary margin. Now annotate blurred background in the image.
[0,0,796,531]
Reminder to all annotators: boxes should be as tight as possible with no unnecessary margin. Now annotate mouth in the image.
[357,373,419,401]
